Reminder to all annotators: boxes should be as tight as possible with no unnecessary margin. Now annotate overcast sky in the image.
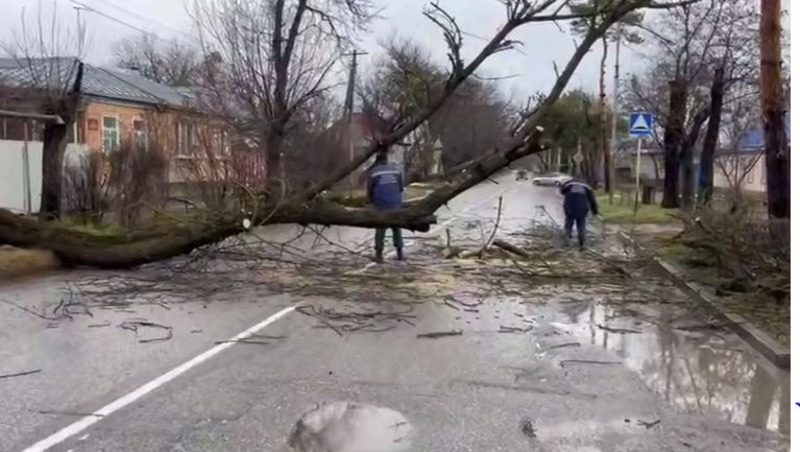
[0,0,668,103]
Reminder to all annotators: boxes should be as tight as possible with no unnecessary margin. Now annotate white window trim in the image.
[102,115,120,152]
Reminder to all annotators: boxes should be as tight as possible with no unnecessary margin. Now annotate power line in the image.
[83,0,195,41]
[67,0,171,44]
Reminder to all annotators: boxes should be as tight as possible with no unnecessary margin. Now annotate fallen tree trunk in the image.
[0,0,688,269]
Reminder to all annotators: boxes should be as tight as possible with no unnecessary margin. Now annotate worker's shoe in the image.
[375,250,384,263]
[396,249,404,261]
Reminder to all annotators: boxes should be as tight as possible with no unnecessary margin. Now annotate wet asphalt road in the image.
[0,172,790,452]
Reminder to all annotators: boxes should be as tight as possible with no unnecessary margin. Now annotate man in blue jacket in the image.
[559,178,599,251]
[367,152,404,263]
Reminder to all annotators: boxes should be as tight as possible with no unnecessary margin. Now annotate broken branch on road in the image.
[417,330,463,339]
[0,369,42,379]
[499,325,533,334]
[559,359,622,368]
[119,320,173,343]
[596,324,642,335]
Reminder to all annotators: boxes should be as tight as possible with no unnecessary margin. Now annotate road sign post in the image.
[628,112,654,216]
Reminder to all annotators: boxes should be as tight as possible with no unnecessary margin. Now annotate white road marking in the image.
[23,304,298,452]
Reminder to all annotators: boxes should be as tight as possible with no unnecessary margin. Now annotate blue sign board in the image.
[629,112,654,138]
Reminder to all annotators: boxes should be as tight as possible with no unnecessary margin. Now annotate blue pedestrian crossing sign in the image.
[629,112,654,138]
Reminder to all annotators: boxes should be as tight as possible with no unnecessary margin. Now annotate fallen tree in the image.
[0,0,694,269]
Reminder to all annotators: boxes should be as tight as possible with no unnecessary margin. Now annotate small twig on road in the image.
[1,299,59,321]
[478,196,504,257]
[248,334,288,340]
[559,359,621,368]
[442,300,461,311]
[637,419,661,429]
[0,369,41,379]
[499,325,533,334]
[417,330,463,339]
[119,320,173,343]
[37,410,103,417]
[88,322,111,328]
[549,342,581,349]
[215,339,274,345]
[596,324,641,334]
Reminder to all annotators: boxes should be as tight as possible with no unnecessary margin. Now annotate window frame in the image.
[102,115,120,153]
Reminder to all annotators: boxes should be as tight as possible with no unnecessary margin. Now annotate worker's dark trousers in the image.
[375,227,403,255]
[564,213,587,247]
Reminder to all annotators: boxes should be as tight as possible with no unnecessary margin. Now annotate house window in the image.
[175,119,196,155]
[103,116,119,152]
[67,115,84,144]
[133,119,147,150]
[2,118,26,140]
[213,129,230,155]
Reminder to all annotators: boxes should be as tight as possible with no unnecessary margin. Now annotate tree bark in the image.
[39,61,84,219]
[662,79,687,208]
[760,0,789,218]
[39,123,68,218]
[679,107,710,209]
[698,67,725,205]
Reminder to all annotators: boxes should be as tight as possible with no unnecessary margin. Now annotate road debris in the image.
[37,409,103,417]
[297,304,416,336]
[559,359,622,368]
[417,330,463,339]
[549,342,581,349]
[637,419,661,429]
[499,325,533,334]
[0,369,41,379]
[519,418,537,439]
[119,320,173,343]
[493,239,530,258]
[597,324,642,334]
[288,402,412,452]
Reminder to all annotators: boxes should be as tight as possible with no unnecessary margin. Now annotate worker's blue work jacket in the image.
[368,162,404,210]
[560,180,599,218]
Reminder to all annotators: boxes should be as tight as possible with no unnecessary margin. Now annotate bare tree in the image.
[113,35,199,86]
[360,39,511,181]
[1,3,87,218]
[569,0,644,193]
[628,0,757,209]
[0,0,698,268]
[192,0,375,186]
[715,95,762,209]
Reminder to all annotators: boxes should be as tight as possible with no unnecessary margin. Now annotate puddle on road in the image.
[288,402,412,452]
[546,298,790,434]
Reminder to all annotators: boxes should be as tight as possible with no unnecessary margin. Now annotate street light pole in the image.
[634,138,642,216]
[343,49,367,197]
[74,6,85,56]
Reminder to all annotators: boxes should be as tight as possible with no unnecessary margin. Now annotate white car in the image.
[532,173,571,187]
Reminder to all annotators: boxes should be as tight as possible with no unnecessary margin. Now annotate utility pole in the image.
[608,25,622,205]
[74,5,86,56]
[760,0,789,218]
[343,49,367,196]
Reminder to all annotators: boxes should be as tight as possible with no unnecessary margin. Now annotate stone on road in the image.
[288,402,412,452]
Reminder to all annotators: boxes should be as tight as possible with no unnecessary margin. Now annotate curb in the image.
[619,231,790,369]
